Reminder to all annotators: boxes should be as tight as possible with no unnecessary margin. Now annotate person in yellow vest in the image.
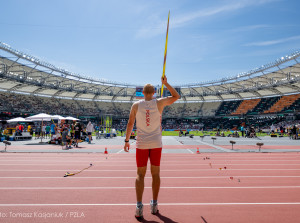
[27,124,32,135]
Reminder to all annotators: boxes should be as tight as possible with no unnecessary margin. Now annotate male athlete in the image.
[124,75,180,220]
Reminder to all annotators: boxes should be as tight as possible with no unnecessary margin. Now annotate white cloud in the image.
[231,24,272,32]
[136,0,279,38]
[244,35,300,46]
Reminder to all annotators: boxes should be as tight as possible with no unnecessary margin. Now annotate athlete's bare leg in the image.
[151,165,160,200]
[136,166,147,202]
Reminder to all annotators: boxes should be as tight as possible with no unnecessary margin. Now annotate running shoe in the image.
[150,200,158,214]
[135,204,143,220]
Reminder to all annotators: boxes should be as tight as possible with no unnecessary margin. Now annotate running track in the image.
[0,152,300,223]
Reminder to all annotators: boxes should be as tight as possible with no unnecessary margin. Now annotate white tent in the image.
[7,117,32,123]
[26,113,53,121]
[52,115,65,120]
[25,113,54,143]
[64,116,80,121]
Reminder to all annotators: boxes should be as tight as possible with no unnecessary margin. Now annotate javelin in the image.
[63,163,93,177]
[161,11,170,97]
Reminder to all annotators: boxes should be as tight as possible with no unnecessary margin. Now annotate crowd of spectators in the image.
[0,91,299,141]
[270,120,300,139]
[0,92,127,117]
[1,91,299,119]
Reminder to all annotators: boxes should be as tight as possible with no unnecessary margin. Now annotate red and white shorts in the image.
[136,148,162,167]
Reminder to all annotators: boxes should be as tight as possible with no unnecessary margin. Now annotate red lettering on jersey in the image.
[146,110,150,126]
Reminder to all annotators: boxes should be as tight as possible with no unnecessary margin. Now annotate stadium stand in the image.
[1,90,299,121]
[113,102,132,117]
[162,103,186,118]
[231,99,261,115]
[201,102,221,117]
[182,103,203,117]
[282,96,300,112]
[264,94,300,114]
[215,100,242,116]
[249,96,280,115]
[0,42,299,131]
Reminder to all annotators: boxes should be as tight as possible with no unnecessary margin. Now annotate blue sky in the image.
[1,0,300,86]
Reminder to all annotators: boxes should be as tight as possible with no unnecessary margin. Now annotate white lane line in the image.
[1,186,300,189]
[116,149,123,154]
[196,140,235,153]
[0,202,299,206]
[1,159,300,162]
[1,163,300,166]
[1,176,300,179]
[0,154,299,158]
[0,169,300,171]
[187,149,194,154]
[116,141,135,154]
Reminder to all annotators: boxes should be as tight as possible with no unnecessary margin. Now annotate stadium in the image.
[1,41,300,222]
[1,41,300,131]
[1,1,300,222]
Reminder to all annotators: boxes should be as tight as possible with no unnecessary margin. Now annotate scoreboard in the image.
[159,87,181,98]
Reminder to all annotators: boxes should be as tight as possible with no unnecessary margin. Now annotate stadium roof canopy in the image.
[0,41,300,102]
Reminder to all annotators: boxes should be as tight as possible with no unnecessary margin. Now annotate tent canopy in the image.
[7,117,32,123]
[52,115,65,120]
[64,116,80,121]
[25,113,53,121]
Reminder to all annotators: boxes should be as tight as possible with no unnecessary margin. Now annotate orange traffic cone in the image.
[196,148,200,154]
[104,147,108,154]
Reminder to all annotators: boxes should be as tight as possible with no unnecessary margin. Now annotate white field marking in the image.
[5,161,300,164]
[186,149,194,154]
[0,176,300,179]
[1,169,300,172]
[0,202,300,207]
[1,163,300,167]
[1,186,300,190]
[196,140,235,153]
[116,149,123,154]
[1,150,299,153]
[1,159,300,162]
[1,154,299,158]
[201,139,299,142]
[1,153,299,156]
[1,163,300,166]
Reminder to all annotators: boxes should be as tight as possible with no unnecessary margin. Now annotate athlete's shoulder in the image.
[133,101,140,106]
[131,101,139,110]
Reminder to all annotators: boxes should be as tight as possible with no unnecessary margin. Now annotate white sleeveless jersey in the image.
[136,99,162,149]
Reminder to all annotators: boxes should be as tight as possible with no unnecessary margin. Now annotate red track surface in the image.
[0,152,300,223]
[221,145,300,150]
[5,144,213,151]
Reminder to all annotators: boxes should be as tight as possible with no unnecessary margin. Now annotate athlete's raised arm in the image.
[157,75,180,112]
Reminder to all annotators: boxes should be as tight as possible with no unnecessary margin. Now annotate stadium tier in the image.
[1,90,299,119]
[0,42,300,128]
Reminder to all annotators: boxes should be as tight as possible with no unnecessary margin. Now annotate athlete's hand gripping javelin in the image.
[161,75,168,86]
